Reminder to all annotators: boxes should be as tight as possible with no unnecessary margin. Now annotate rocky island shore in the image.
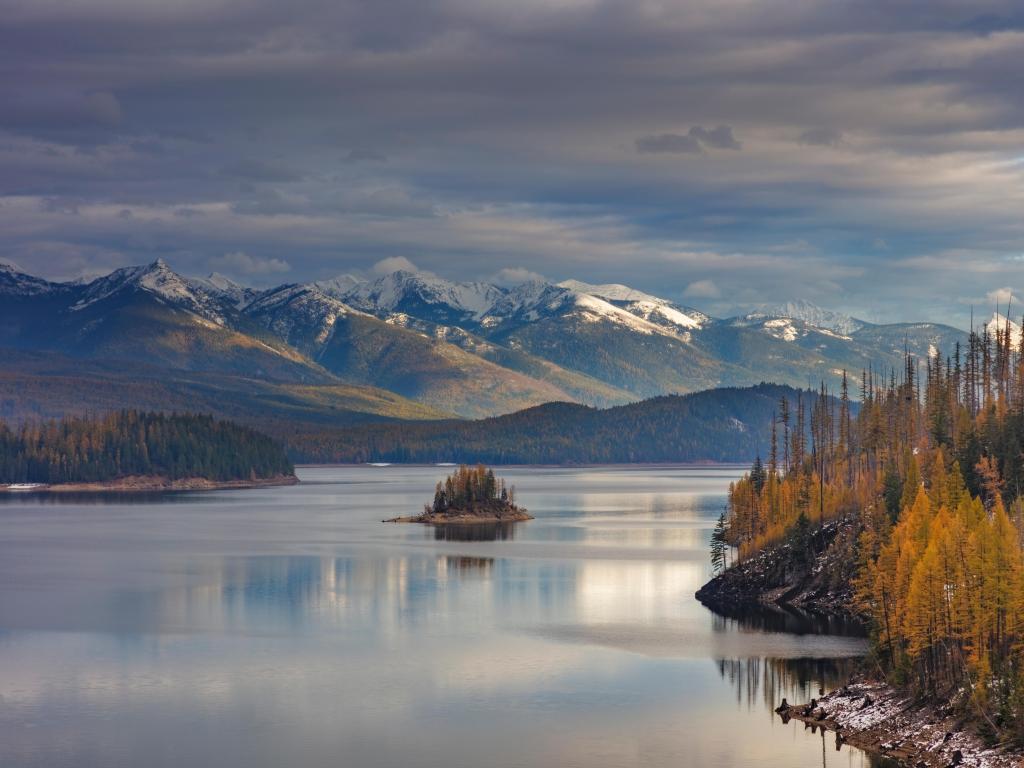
[385,464,533,525]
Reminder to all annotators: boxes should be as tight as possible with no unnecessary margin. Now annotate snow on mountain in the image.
[558,279,709,331]
[312,274,365,299]
[0,261,61,295]
[195,272,259,309]
[71,259,236,323]
[245,284,354,345]
[340,270,505,321]
[482,280,567,324]
[483,280,693,339]
[558,279,666,305]
[986,312,1023,351]
[740,299,864,335]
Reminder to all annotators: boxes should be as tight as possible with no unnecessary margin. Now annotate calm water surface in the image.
[0,466,890,768]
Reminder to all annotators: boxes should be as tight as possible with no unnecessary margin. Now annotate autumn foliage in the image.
[722,316,1024,740]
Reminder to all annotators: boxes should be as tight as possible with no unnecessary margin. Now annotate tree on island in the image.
[428,464,518,515]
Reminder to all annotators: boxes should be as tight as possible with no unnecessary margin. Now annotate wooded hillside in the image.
[0,411,294,484]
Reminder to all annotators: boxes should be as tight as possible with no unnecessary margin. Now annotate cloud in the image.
[210,251,290,276]
[986,287,1016,307]
[635,133,703,155]
[636,126,741,154]
[688,125,742,150]
[683,279,721,299]
[798,127,844,147]
[1,0,1023,327]
[371,256,433,276]
[492,266,545,285]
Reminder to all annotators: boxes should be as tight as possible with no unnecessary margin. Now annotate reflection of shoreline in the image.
[709,601,867,638]
[716,656,860,713]
[432,522,517,542]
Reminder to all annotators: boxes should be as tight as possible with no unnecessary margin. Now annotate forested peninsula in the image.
[0,411,296,491]
[697,324,1024,765]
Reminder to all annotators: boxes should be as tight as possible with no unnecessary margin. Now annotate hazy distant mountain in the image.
[288,383,839,465]
[0,260,971,423]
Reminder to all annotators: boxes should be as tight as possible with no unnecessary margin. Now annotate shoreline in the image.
[385,507,532,524]
[0,474,299,493]
[777,679,1020,767]
[696,517,1022,767]
[298,462,749,469]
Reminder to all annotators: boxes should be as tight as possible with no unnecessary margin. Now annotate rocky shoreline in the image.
[778,680,1020,767]
[695,517,1022,767]
[0,474,299,493]
[695,518,862,618]
[384,505,532,524]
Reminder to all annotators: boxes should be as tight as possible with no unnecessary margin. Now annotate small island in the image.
[385,464,532,524]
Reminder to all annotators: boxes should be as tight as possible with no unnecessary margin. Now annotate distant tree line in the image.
[429,464,517,514]
[0,410,293,484]
[287,384,840,465]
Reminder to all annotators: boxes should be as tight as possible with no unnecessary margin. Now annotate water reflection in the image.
[432,522,518,541]
[0,490,189,504]
[710,602,867,638]
[716,656,858,712]
[0,466,886,768]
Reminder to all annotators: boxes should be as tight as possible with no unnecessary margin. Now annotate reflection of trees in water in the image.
[432,523,516,542]
[439,555,494,574]
[716,656,860,712]
[0,491,185,505]
[710,601,867,638]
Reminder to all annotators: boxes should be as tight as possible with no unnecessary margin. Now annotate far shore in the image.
[298,461,748,469]
[0,474,299,493]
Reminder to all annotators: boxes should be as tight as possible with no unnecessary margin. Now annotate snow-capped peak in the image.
[986,312,1023,350]
[312,273,365,299]
[0,260,60,295]
[341,270,506,320]
[558,279,665,305]
[71,259,236,323]
[741,299,863,336]
[195,272,258,309]
[557,279,708,331]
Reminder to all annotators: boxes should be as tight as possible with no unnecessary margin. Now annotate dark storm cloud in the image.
[1,0,1023,325]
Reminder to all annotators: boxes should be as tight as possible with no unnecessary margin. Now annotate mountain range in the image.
[0,259,980,431]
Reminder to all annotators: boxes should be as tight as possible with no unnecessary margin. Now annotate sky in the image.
[1,0,1023,326]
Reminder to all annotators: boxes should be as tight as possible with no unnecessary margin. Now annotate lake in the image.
[0,465,891,767]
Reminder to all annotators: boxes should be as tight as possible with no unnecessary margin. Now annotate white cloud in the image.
[683,279,721,299]
[492,266,545,285]
[986,287,1016,306]
[371,256,435,276]
[210,251,290,276]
